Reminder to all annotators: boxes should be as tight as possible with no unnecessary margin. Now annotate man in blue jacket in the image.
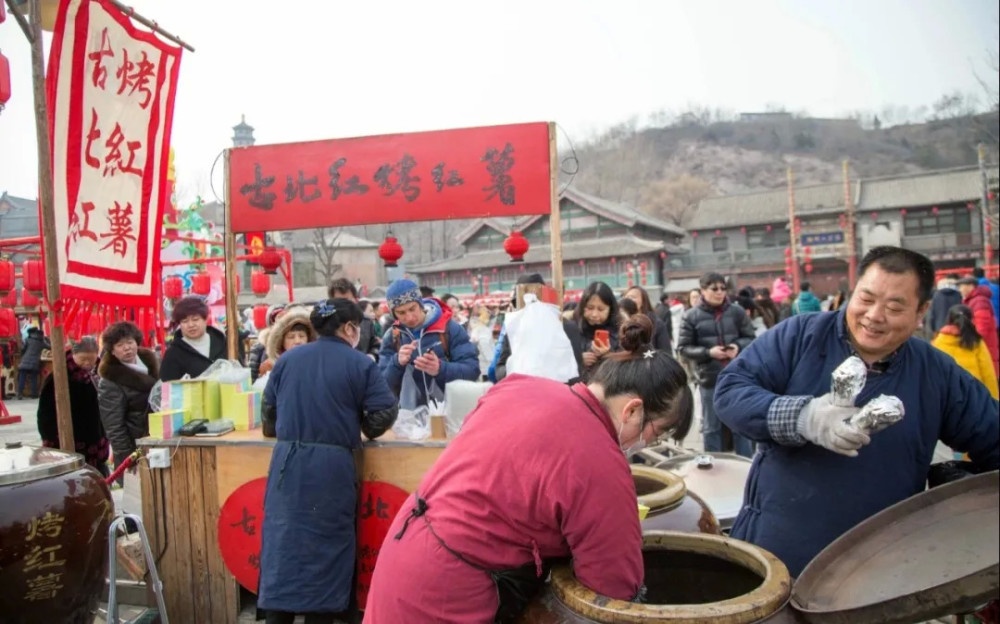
[378,279,480,409]
[715,246,1000,577]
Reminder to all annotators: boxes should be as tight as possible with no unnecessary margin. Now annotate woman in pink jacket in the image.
[363,315,693,623]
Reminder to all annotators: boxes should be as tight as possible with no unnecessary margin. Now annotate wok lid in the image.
[791,470,999,624]
[0,441,84,486]
[655,453,752,524]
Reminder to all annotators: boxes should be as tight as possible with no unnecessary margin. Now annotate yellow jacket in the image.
[932,328,1000,399]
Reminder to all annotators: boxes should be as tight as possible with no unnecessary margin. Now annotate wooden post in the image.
[842,160,858,289]
[786,167,801,296]
[548,122,564,301]
[223,150,240,360]
[28,0,74,451]
[978,144,994,267]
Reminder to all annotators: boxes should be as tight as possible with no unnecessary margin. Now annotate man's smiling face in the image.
[846,264,929,363]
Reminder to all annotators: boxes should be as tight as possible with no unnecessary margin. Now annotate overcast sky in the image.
[1,0,997,207]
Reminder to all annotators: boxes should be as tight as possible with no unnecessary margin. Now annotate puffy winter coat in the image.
[98,348,159,462]
[963,286,999,376]
[19,331,47,371]
[159,325,232,382]
[932,327,999,399]
[677,301,756,388]
[38,349,109,472]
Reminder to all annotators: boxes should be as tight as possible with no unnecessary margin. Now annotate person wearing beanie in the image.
[377,279,480,409]
[37,336,109,476]
[159,295,236,381]
[249,303,288,382]
[257,298,397,623]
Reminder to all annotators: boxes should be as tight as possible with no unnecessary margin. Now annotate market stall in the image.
[136,429,446,624]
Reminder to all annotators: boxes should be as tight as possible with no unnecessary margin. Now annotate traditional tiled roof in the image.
[857,166,997,210]
[454,186,686,245]
[410,234,680,273]
[690,183,845,230]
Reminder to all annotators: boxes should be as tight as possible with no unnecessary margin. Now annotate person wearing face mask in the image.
[159,295,239,381]
[96,322,160,481]
[37,337,110,476]
[363,314,693,624]
[714,247,1000,578]
[258,298,398,624]
[257,307,317,380]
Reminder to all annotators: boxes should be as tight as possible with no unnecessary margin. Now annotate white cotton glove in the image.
[796,393,871,457]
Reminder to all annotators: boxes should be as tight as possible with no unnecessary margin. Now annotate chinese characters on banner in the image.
[228,122,553,233]
[217,477,267,593]
[47,0,182,307]
[355,481,409,608]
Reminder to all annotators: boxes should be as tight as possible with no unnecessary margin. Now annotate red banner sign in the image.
[228,122,553,233]
[355,481,409,609]
[47,0,181,308]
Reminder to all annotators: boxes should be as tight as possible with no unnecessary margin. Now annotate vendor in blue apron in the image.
[259,298,399,624]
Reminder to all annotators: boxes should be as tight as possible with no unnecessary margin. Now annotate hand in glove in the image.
[796,393,871,457]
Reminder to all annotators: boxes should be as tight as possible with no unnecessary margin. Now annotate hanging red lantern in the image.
[2,288,16,308]
[871,212,878,220]
[21,287,39,308]
[0,51,11,111]
[378,235,404,268]
[578,259,585,267]
[0,259,14,294]
[690,232,698,238]
[163,275,184,301]
[253,304,269,331]
[899,208,907,216]
[640,262,648,286]
[503,230,529,263]
[251,270,271,298]
[610,257,617,264]
[714,229,722,236]
[967,202,976,211]
[191,272,211,296]
[659,251,667,260]
[765,224,773,232]
[740,226,747,234]
[22,259,44,294]
[931,206,939,215]
[805,262,814,274]
[0,308,15,338]
[258,246,283,274]
[784,247,792,257]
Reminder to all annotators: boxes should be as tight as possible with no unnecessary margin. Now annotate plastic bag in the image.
[392,366,431,440]
[252,372,269,392]
[197,359,249,384]
[444,380,492,437]
[505,295,579,382]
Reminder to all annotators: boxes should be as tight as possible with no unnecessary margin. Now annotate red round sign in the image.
[355,481,410,609]
[218,477,267,593]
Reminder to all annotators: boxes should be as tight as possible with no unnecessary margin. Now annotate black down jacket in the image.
[98,348,159,462]
[677,301,756,388]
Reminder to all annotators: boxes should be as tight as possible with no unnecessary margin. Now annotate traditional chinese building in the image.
[408,187,687,300]
[677,165,999,296]
[0,192,41,264]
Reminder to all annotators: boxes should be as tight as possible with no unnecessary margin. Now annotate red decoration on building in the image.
[784,247,792,257]
[765,224,773,232]
[931,206,939,215]
[253,304,269,330]
[659,251,667,260]
[0,308,15,338]
[639,262,648,286]
[503,230,529,263]
[610,256,617,264]
[251,271,271,298]
[968,202,976,211]
[258,246,283,274]
[714,229,722,236]
[378,235,403,268]
[740,226,746,234]
[0,259,13,294]
[22,260,43,294]
[191,272,211,296]
[899,208,907,216]
[871,211,878,220]
[21,287,39,308]
[0,51,10,111]
[690,232,698,238]
[805,262,814,274]
[163,275,184,301]
[2,288,16,308]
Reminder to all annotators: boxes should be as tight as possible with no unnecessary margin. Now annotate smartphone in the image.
[594,329,610,347]
[179,419,208,436]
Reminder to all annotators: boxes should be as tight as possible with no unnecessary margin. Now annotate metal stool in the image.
[105,513,169,624]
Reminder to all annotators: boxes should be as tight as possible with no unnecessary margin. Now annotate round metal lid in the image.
[656,453,753,524]
[0,442,85,486]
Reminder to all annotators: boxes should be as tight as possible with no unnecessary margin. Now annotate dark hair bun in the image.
[619,314,653,353]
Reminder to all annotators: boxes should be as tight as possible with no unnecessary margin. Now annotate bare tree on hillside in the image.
[639,174,713,226]
[312,227,344,284]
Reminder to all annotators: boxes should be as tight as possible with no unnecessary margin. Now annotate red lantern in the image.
[765,224,773,232]
[191,272,211,296]
[0,308,15,338]
[691,232,698,238]
[805,262,814,274]
[0,259,13,294]
[2,288,16,308]
[22,259,44,294]
[784,247,792,257]
[871,212,878,220]
[714,229,722,236]
[610,257,617,264]
[640,262,648,286]
[967,202,976,211]
[578,259,585,267]
[163,275,184,301]
[0,51,11,111]
[251,270,271,298]
[378,235,404,268]
[899,208,907,216]
[21,287,39,308]
[931,206,939,215]
[659,251,667,260]
[740,226,747,234]
[258,246,283,274]
[503,230,529,263]
[253,304,269,331]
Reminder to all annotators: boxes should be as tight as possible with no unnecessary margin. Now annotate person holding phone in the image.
[677,272,757,457]
[573,282,621,379]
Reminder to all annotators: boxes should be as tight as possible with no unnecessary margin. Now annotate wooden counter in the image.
[136,429,447,624]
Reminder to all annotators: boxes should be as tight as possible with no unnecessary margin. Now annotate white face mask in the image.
[349,323,361,349]
[617,407,647,459]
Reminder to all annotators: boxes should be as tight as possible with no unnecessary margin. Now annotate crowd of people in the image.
[3,244,997,623]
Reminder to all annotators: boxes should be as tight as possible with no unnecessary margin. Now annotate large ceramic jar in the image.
[0,442,114,624]
[654,453,753,532]
[518,531,793,624]
[632,465,720,535]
